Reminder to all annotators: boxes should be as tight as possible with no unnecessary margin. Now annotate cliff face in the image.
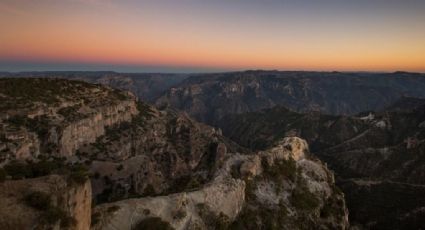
[83,102,242,202]
[0,174,91,230]
[0,78,138,164]
[215,99,425,229]
[92,137,348,230]
[59,100,138,156]
[155,71,425,125]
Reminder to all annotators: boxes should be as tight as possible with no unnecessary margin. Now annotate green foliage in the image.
[133,217,174,230]
[68,164,89,185]
[58,106,88,122]
[291,186,320,211]
[4,161,33,179]
[7,115,51,141]
[262,157,297,184]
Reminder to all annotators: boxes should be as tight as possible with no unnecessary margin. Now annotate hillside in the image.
[0,71,189,102]
[0,78,347,229]
[155,71,425,125]
[215,98,425,229]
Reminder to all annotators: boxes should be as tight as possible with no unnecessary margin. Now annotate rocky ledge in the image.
[92,137,348,230]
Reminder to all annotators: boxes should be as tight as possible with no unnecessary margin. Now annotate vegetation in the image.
[133,217,174,230]
[24,191,75,227]
[68,164,90,185]
[196,203,230,230]
[2,159,88,185]
[262,157,297,183]
[290,177,320,211]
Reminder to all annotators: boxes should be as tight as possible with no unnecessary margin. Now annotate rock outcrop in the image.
[92,137,349,230]
[0,174,92,230]
[0,78,138,164]
[155,70,425,125]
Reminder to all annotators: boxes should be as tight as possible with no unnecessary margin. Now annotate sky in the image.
[0,0,424,73]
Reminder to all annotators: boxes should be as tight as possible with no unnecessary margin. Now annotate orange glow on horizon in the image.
[1,0,424,72]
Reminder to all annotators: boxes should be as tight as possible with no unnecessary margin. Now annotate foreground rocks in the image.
[93,137,348,230]
[0,175,91,230]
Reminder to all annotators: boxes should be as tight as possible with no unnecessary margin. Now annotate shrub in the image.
[68,164,89,185]
[133,217,174,230]
[4,161,32,179]
[291,187,319,211]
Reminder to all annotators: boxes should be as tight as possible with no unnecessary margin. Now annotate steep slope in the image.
[0,174,91,230]
[0,78,248,229]
[155,70,425,125]
[92,137,348,230]
[215,99,425,229]
[82,102,245,203]
[0,78,138,164]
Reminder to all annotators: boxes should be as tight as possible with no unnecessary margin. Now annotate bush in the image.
[4,161,32,179]
[68,164,89,185]
[24,191,51,210]
[291,187,319,211]
[133,217,174,230]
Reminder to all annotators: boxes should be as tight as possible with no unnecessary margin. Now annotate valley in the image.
[1,71,425,229]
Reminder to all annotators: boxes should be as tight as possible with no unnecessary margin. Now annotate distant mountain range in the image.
[215,97,425,229]
[2,70,425,229]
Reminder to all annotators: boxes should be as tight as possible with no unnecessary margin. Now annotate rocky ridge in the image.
[155,71,425,125]
[92,137,348,230]
[0,78,348,230]
[0,78,138,164]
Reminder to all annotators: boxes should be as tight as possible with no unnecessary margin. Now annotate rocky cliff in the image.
[0,78,349,230]
[0,78,138,164]
[92,137,348,230]
[155,71,425,125]
[0,174,91,230]
[215,99,425,229]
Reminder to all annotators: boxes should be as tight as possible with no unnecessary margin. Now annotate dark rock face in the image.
[214,98,425,229]
[155,71,425,125]
[85,102,243,202]
[0,78,347,230]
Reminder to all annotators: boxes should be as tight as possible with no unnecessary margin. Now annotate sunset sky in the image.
[1,0,424,72]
